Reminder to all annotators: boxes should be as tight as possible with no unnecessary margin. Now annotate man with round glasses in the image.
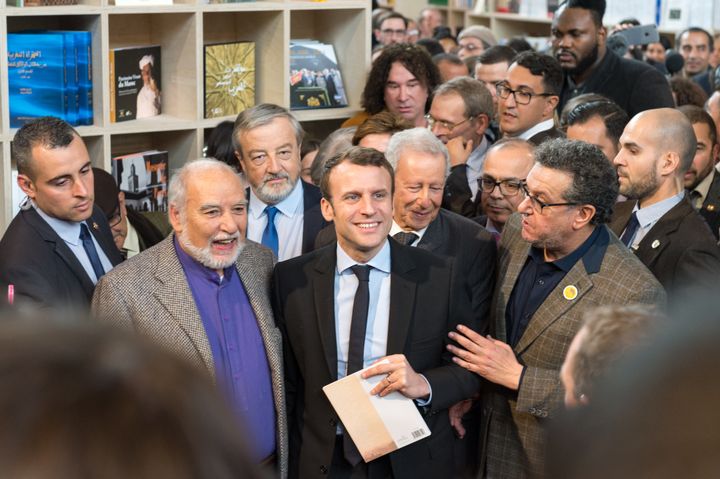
[497,51,566,145]
[426,77,495,217]
[447,138,664,478]
[478,139,535,240]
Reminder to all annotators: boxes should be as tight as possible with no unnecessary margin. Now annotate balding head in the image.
[631,108,696,174]
[705,91,720,140]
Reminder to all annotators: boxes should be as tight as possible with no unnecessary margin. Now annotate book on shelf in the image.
[114,0,173,6]
[6,0,77,6]
[112,150,169,213]
[109,45,162,122]
[289,40,348,111]
[204,41,256,119]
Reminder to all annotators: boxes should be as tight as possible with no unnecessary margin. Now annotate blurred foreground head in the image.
[0,317,265,479]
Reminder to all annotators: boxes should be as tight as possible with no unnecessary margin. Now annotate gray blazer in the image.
[91,235,288,478]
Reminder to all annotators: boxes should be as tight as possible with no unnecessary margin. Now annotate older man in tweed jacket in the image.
[449,139,665,478]
[92,160,287,478]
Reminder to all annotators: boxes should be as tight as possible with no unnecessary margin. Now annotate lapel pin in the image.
[563,285,578,301]
[708,204,716,212]
[651,239,660,249]
[92,222,99,230]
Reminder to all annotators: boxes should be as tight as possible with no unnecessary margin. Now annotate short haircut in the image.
[572,304,659,400]
[361,43,441,116]
[378,11,408,29]
[679,104,718,146]
[506,37,534,54]
[534,138,619,225]
[0,319,262,479]
[477,45,517,66]
[168,159,241,217]
[415,38,445,57]
[669,77,709,108]
[432,52,465,67]
[232,103,304,158]
[319,146,395,201]
[434,76,494,120]
[678,27,714,51]
[12,116,79,179]
[511,51,563,96]
[385,127,450,176]
[205,121,238,172]
[560,93,611,126]
[565,0,606,27]
[310,127,357,186]
[485,137,536,158]
[566,98,630,148]
[301,137,322,159]
[650,110,697,173]
[352,111,413,146]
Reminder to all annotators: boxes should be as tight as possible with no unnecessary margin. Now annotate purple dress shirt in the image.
[175,239,276,461]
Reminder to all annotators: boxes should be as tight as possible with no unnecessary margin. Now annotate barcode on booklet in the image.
[411,429,426,439]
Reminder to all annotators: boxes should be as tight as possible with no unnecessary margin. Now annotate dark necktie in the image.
[261,206,279,256]
[343,264,371,466]
[620,212,640,247]
[393,231,419,246]
[80,223,105,281]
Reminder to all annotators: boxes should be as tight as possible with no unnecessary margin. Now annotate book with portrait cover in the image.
[289,40,348,110]
[109,45,162,122]
[204,41,255,119]
[8,32,69,128]
[112,150,168,213]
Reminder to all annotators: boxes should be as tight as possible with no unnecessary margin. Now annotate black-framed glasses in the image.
[479,177,525,196]
[107,207,122,228]
[521,184,578,213]
[381,28,406,36]
[425,114,474,132]
[496,83,555,105]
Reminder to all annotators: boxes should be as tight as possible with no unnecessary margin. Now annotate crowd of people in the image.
[0,0,719,477]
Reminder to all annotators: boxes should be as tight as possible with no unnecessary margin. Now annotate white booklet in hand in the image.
[322,361,431,463]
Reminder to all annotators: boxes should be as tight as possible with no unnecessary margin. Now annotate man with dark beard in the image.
[551,0,673,117]
[92,159,287,477]
[609,108,720,297]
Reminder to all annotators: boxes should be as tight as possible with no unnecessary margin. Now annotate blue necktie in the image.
[620,212,640,247]
[80,223,105,281]
[261,206,279,256]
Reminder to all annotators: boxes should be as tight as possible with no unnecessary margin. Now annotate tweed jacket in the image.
[480,214,665,478]
[91,236,287,478]
[609,198,720,295]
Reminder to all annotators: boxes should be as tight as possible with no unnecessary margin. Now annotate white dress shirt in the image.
[247,180,305,261]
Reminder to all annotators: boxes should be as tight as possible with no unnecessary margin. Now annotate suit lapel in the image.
[153,237,215,377]
[387,241,417,354]
[634,199,688,268]
[417,213,442,253]
[302,181,326,254]
[313,247,339,380]
[86,207,123,266]
[515,262,593,354]
[608,200,635,237]
[496,237,530,343]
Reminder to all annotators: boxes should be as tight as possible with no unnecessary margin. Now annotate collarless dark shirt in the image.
[506,226,603,348]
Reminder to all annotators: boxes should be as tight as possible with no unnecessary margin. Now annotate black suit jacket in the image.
[609,198,720,295]
[247,180,329,256]
[273,240,482,479]
[559,49,674,117]
[0,205,124,308]
[699,171,720,240]
[527,127,565,146]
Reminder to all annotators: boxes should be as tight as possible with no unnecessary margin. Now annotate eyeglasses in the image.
[479,177,525,196]
[460,43,482,52]
[521,184,578,213]
[496,83,555,105]
[107,207,122,228]
[425,114,474,132]
[381,29,406,36]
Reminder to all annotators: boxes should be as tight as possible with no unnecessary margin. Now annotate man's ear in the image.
[574,204,597,230]
[320,197,335,222]
[169,203,182,234]
[17,174,36,199]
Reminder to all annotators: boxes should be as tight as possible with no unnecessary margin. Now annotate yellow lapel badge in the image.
[563,285,578,301]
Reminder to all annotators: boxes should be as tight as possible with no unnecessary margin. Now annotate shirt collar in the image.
[336,239,391,275]
[485,217,501,235]
[692,169,715,204]
[249,180,303,220]
[466,136,490,172]
[122,221,141,256]
[528,225,604,273]
[33,203,83,246]
[174,234,235,284]
[634,191,685,228]
[517,118,555,141]
[389,220,429,243]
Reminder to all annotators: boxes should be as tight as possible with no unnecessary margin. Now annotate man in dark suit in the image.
[233,103,329,261]
[0,117,123,309]
[92,167,165,258]
[610,108,720,296]
[273,147,481,478]
[551,0,674,117]
[449,139,665,478]
[679,106,720,239]
[497,52,565,146]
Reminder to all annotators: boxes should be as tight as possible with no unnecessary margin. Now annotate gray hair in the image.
[310,127,357,186]
[232,103,304,157]
[168,159,242,217]
[434,76,494,120]
[385,127,450,177]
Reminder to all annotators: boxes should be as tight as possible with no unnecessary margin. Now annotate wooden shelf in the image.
[0,0,370,233]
